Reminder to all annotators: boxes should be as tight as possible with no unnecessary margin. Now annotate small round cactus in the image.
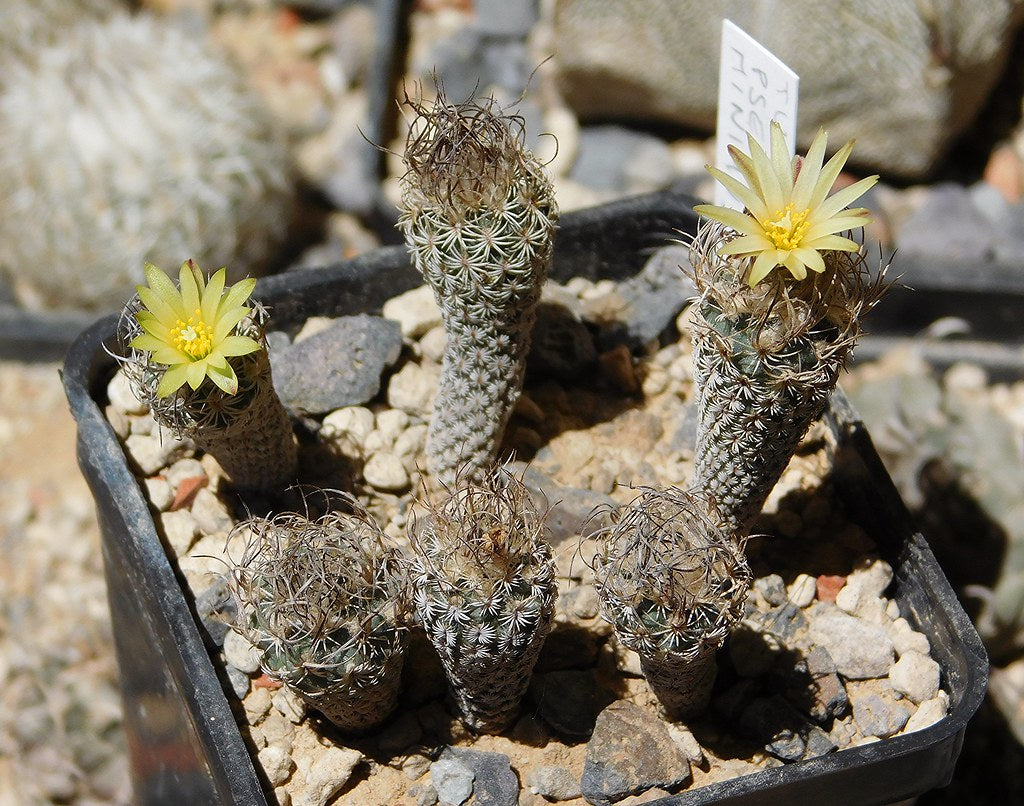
[117,261,297,492]
[593,487,751,719]
[410,464,556,733]
[0,11,293,312]
[397,92,558,483]
[227,506,411,733]
[689,122,888,535]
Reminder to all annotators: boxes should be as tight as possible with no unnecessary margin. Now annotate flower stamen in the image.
[764,204,810,251]
[172,308,214,359]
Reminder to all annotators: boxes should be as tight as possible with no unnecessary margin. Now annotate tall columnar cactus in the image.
[410,465,556,733]
[397,93,558,483]
[227,507,411,733]
[593,487,751,719]
[117,260,297,492]
[689,122,887,535]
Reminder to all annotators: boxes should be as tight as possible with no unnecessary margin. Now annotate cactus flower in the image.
[130,260,261,397]
[694,122,878,286]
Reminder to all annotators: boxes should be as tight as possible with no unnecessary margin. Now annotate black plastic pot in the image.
[64,190,987,806]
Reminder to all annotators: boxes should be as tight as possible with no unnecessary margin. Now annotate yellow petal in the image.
[156,364,190,398]
[806,234,860,252]
[782,252,808,280]
[746,133,786,214]
[768,121,793,188]
[185,360,207,390]
[201,268,226,327]
[814,176,878,222]
[693,203,763,235]
[702,168,767,220]
[137,316,172,341]
[178,261,203,314]
[804,213,872,240]
[218,277,257,317]
[718,233,775,256]
[207,362,239,395]
[212,306,250,342]
[747,250,781,286]
[808,139,854,210]
[791,129,827,210]
[137,283,182,325]
[791,247,826,274]
[217,335,262,357]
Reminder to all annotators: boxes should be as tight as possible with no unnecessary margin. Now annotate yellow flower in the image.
[694,121,878,286]
[130,260,261,397]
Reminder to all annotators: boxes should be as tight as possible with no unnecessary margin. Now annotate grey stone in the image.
[526,764,581,801]
[226,665,250,698]
[519,465,616,547]
[755,574,789,607]
[193,574,236,647]
[851,692,912,738]
[552,0,1024,178]
[223,629,262,675]
[190,487,233,535]
[475,0,539,37]
[590,245,696,351]
[807,605,894,679]
[570,125,674,193]
[431,753,475,806]
[898,183,995,261]
[442,747,518,806]
[529,669,614,739]
[799,646,849,723]
[273,315,402,415]
[738,696,808,762]
[580,700,691,805]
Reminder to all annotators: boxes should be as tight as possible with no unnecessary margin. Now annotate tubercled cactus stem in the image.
[398,92,558,484]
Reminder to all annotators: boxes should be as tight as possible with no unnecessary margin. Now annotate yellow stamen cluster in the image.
[172,309,213,359]
[764,204,810,251]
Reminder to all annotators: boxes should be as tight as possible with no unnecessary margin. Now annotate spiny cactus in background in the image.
[117,261,298,493]
[397,92,558,483]
[593,487,751,719]
[0,0,115,63]
[0,11,293,312]
[410,464,556,733]
[227,506,411,733]
[689,122,888,536]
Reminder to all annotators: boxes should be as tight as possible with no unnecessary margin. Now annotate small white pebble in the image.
[903,692,949,733]
[224,630,263,675]
[363,452,409,492]
[889,617,931,656]
[375,408,409,444]
[382,285,441,338]
[419,325,447,363]
[787,573,816,607]
[159,509,198,556]
[144,477,175,511]
[107,370,149,415]
[393,423,428,459]
[321,406,374,447]
[889,651,941,704]
[258,745,294,787]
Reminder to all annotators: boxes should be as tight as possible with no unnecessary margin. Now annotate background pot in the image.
[63,190,987,805]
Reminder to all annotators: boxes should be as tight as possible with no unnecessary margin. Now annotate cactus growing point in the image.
[409,464,556,733]
[227,507,411,733]
[689,123,888,535]
[397,92,558,483]
[593,487,751,719]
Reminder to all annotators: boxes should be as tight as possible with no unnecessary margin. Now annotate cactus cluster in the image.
[409,465,556,733]
[117,262,297,493]
[0,11,293,311]
[593,487,751,718]
[227,507,411,733]
[397,92,558,483]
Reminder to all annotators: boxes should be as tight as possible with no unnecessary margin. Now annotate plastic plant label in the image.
[714,20,799,210]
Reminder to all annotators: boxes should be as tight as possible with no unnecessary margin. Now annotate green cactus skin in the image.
[410,465,556,733]
[397,94,558,484]
[688,221,887,536]
[593,487,750,719]
[117,301,298,493]
[228,509,411,733]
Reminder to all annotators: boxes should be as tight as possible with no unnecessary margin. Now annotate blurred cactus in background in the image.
[398,92,558,484]
[690,123,887,535]
[593,487,750,719]
[228,506,411,733]
[0,10,294,312]
[410,464,556,733]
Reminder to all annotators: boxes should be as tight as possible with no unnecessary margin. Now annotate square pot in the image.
[63,191,987,806]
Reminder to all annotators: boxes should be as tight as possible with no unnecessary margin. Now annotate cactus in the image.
[409,464,556,733]
[0,11,293,312]
[397,92,558,483]
[117,261,297,493]
[689,122,887,535]
[593,487,750,719]
[227,506,411,733]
